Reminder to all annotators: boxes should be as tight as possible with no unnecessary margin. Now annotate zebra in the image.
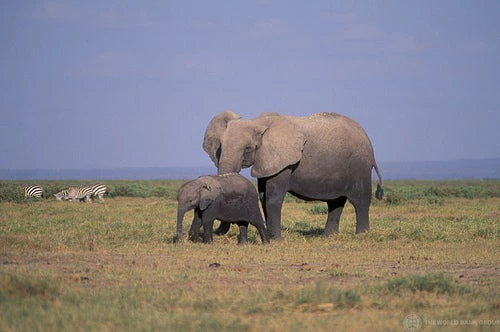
[24,185,44,199]
[54,186,93,203]
[89,183,108,202]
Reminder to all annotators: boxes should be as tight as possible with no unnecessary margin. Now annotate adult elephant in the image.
[203,111,383,240]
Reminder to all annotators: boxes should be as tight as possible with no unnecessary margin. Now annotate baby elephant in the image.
[175,173,269,244]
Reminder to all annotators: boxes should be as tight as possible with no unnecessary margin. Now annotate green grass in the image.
[0,180,499,331]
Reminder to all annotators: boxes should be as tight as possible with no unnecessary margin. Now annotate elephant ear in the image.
[199,177,223,211]
[251,118,307,178]
[203,110,241,167]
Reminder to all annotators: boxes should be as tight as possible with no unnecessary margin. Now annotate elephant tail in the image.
[373,162,384,200]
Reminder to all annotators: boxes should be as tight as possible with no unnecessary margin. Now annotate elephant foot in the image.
[260,233,270,244]
[269,234,283,241]
[322,230,338,238]
[354,204,370,234]
[355,226,370,234]
[188,233,203,242]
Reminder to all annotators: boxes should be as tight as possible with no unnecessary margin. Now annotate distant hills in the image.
[1,158,499,181]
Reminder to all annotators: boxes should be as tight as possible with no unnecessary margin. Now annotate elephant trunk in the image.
[218,165,238,175]
[175,206,186,243]
[218,149,243,175]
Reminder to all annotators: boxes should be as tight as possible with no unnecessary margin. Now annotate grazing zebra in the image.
[24,185,44,199]
[54,186,93,203]
[90,183,108,202]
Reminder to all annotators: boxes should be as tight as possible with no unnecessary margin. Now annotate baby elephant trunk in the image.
[175,206,186,243]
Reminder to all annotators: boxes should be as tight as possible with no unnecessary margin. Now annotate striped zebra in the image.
[24,185,44,199]
[54,186,93,203]
[90,183,108,202]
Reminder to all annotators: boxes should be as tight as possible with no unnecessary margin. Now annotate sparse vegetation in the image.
[384,273,463,295]
[308,204,329,214]
[0,180,499,331]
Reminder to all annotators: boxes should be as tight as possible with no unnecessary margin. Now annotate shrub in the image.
[109,183,151,197]
[308,205,328,214]
[384,192,404,205]
[0,185,23,202]
[426,196,445,205]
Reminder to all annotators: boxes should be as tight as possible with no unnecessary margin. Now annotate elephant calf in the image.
[175,173,269,244]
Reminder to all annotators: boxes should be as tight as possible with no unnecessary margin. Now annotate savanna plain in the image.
[1,180,499,331]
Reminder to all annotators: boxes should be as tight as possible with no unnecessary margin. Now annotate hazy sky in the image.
[1,1,499,170]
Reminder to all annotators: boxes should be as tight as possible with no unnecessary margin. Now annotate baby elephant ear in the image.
[252,119,306,178]
[199,181,223,210]
[203,110,241,167]
[199,195,213,211]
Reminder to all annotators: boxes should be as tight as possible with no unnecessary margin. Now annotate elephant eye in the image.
[244,145,253,152]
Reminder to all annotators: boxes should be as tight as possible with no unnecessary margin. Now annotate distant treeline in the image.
[1,180,499,203]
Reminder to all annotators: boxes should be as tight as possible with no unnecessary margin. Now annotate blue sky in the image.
[1,1,499,169]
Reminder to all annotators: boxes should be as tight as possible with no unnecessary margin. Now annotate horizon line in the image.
[1,156,500,171]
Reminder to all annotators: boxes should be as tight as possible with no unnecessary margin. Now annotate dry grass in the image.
[1,183,499,331]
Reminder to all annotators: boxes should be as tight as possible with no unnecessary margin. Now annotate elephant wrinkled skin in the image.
[203,111,383,240]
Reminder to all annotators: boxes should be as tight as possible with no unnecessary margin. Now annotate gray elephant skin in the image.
[203,111,383,240]
[175,173,269,244]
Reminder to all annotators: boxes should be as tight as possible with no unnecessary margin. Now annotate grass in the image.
[0,180,499,331]
[0,180,185,202]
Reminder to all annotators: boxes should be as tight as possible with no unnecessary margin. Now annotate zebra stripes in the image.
[89,183,108,202]
[24,185,44,199]
[54,186,94,203]
[54,183,108,203]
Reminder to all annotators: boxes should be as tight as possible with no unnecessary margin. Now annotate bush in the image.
[109,183,156,198]
[108,182,181,199]
[308,205,328,214]
[0,185,23,202]
[384,192,404,205]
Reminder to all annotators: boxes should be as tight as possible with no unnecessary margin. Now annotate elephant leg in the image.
[257,178,267,220]
[349,178,372,234]
[353,203,370,234]
[254,221,270,244]
[188,211,202,242]
[202,217,215,243]
[249,214,270,244]
[261,169,291,241]
[236,222,249,245]
[324,197,348,236]
[214,221,231,235]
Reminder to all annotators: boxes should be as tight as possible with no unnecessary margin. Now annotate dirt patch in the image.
[2,251,498,292]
